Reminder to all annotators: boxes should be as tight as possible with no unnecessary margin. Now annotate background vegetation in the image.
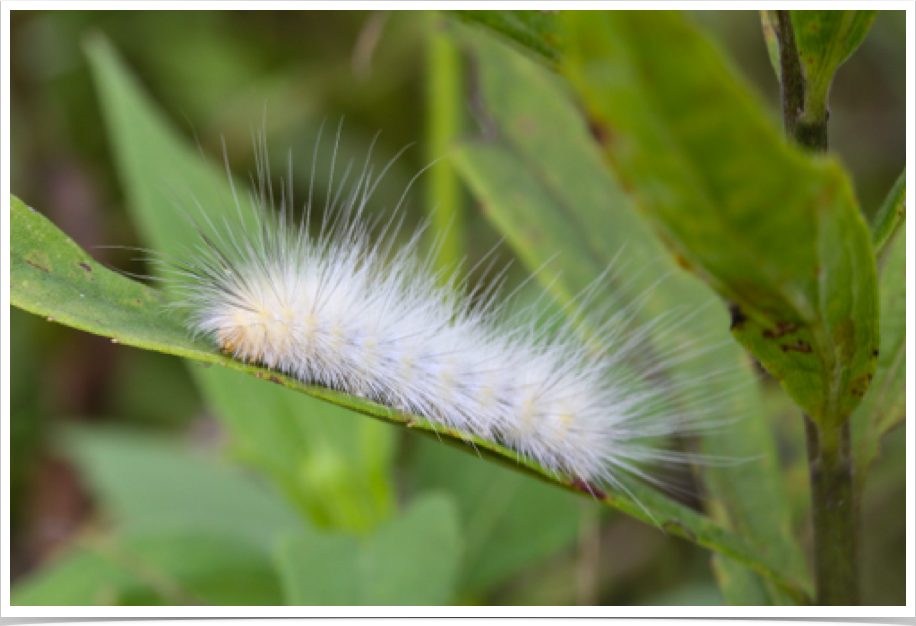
[8,10,906,605]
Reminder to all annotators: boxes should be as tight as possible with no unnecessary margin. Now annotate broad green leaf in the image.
[84,34,396,532]
[11,532,284,606]
[851,223,905,490]
[791,11,877,122]
[9,194,810,601]
[16,427,298,606]
[63,427,304,551]
[871,169,906,263]
[449,10,561,67]
[563,11,879,434]
[10,195,198,354]
[454,30,809,605]
[274,494,461,605]
[412,437,584,595]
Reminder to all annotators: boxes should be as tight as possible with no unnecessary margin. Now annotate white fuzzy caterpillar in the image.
[161,128,728,494]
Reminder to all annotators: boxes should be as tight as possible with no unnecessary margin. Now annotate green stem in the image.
[425,13,465,276]
[804,416,859,605]
[775,11,858,605]
[774,11,828,151]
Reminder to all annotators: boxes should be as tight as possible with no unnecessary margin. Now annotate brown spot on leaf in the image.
[832,317,856,363]
[729,303,747,330]
[255,371,283,385]
[763,321,799,339]
[588,118,613,147]
[673,254,691,270]
[850,372,874,398]
[25,251,52,273]
[25,259,49,273]
[79,262,92,272]
[781,340,812,353]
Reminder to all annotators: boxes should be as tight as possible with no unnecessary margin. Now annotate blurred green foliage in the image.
[9,10,906,605]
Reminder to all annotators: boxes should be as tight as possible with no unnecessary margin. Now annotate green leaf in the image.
[760,11,782,81]
[8,196,810,602]
[14,427,299,606]
[63,427,304,551]
[454,29,809,604]
[412,437,583,594]
[83,34,396,532]
[563,11,879,433]
[11,194,203,358]
[11,532,285,606]
[871,169,906,263]
[9,189,387,532]
[851,222,905,490]
[449,10,561,67]
[274,494,461,605]
[791,11,877,122]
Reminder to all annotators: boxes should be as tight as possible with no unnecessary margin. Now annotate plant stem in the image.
[804,416,859,605]
[775,11,859,605]
[425,13,465,276]
[774,11,828,151]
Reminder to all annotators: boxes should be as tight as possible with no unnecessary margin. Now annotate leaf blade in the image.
[11,532,285,606]
[852,221,906,490]
[791,10,877,121]
[449,10,562,67]
[83,34,397,532]
[562,10,879,432]
[871,169,906,262]
[274,495,461,605]
[9,194,809,602]
[454,29,810,604]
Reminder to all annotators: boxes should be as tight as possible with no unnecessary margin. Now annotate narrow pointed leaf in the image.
[791,11,878,121]
[563,11,879,433]
[10,193,809,602]
[851,223,906,490]
[449,10,562,67]
[83,34,396,532]
[871,169,906,263]
[453,31,810,604]
[274,495,461,605]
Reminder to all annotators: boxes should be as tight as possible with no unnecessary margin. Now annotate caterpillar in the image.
[158,126,731,496]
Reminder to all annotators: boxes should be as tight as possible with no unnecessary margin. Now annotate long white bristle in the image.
[158,127,739,493]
